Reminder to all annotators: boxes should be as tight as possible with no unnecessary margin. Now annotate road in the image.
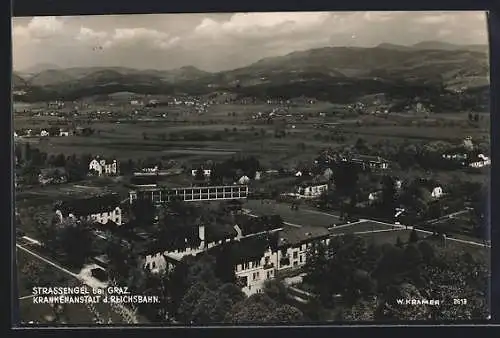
[245,204,490,249]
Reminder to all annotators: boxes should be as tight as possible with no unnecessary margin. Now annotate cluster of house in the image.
[190,167,257,186]
[14,127,72,138]
[442,151,491,169]
[35,157,119,186]
[51,187,330,296]
[14,126,95,138]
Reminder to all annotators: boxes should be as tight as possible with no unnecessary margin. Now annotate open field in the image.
[244,200,340,227]
[329,220,399,234]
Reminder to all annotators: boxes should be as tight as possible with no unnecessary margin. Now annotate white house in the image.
[234,226,331,295]
[469,154,491,168]
[297,183,328,198]
[59,129,70,137]
[14,131,18,138]
[40,130,50,137]
[295,171,303,177]
[254,171,262,181]
[89,157,119,176]
[368,191,382,203]
[431,186,444,199]
[191,169,211,177]
[238,175,251,185]
[54,194,122,226]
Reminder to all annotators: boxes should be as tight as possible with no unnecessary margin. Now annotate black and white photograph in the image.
[12,11,491,325]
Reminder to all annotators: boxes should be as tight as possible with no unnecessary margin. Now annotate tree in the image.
[194,168,205,181]
[380,175,397,219]
[130,199,157,226]
[225,294,277,323]
[396,236,404,248]
[271,304,305,322]
[264,279,289,304]
[56,220,95,269]
[408,229,420,244]
[20,259,61,290]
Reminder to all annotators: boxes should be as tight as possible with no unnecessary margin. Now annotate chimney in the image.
[233,224,243,240]
[198,225,205,242]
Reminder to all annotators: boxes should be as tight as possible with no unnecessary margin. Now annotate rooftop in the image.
[351,154,388,163]
[234,214,283,236]
[56,193,121,217]
[208,234,271,265]
[277,226,330,247]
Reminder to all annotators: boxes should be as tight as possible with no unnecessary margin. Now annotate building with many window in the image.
[54,194,122,226]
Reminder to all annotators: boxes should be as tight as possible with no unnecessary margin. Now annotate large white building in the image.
[296,183,329,198]
[54,194,122,226]
[143,221,330,296]
[89,157,119,176]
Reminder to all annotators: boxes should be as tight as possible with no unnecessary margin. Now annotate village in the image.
[12,11,491,326]
[15,116,490,323]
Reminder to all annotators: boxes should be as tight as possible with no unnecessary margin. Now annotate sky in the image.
[12,11,488,72]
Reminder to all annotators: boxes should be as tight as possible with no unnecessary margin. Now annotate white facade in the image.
[470,154,491,168]
[89,158,119,176]
[235,248,275,296]
[40,130,49,137]
[238,175,251,185]
[55,206,122,226]
[235,237,331,296]
[254,171,261,181]
[297,184,328,198]
[431,186,444,199]
[191,169,211,177]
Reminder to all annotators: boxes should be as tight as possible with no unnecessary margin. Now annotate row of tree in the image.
[304,232,489,320]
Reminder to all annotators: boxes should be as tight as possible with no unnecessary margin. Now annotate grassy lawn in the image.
[244,200,340,227]
[329,221,399,235]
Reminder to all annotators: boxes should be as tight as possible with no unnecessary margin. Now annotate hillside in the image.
[12,42,490,108]
[12,73,27,88]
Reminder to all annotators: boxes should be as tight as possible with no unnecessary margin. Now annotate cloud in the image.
[11,11,488,72]
[76,27,108,43]
[99,27,180,50]
[194,12,331,39]
[13,16,65,44]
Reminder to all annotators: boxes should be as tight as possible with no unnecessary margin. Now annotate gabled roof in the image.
[351,154,388,163]
[56,193,121,216]
[208,234,271,265]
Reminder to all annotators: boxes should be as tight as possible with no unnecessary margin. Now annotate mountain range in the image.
[12,41,489,106]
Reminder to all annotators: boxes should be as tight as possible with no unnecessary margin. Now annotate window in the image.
[294,261,298,267]
[300,255,303,263]
[256,272,260,278]
[293,251,298,259]
[253,272,257,280]
[265,256,270,264]
[152,261,156,269]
